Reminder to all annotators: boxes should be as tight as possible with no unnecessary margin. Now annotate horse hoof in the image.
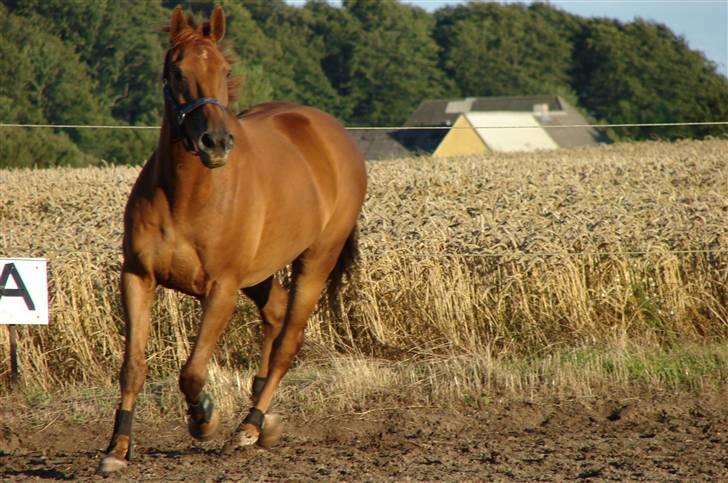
[258,414,283,448]
[96,454,128,474]
[188,406,220,441]
[236,423,260,447]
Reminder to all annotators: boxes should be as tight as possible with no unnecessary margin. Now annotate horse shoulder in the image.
[122,154,175,279]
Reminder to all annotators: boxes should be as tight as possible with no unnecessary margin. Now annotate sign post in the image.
[0,258,49,387]
[9,324,18,386]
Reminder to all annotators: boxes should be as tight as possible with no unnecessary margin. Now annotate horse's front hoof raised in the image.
[188,405,220,441]
[96,454,128,475]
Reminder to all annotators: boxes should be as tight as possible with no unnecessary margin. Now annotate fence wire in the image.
[357,247,728,260]
[0,120,727,130]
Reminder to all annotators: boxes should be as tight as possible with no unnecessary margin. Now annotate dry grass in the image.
[1,140,727,412]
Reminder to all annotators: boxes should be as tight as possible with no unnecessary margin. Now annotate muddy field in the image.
[2,391,726,481]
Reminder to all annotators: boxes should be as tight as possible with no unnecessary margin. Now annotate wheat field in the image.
[1,139,727,412]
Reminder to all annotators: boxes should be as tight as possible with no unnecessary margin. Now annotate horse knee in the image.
[120,356,147,391]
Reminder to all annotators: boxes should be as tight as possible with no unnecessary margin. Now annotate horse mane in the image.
[163,14,242,105]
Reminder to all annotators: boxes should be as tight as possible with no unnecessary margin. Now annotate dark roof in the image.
[472,95,562,112]
[403,100,455,127]
[348,128,446,161]
[405,96,609,148]
[544,99,610,148]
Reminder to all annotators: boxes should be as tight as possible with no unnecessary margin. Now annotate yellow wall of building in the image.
[433,115,488,158]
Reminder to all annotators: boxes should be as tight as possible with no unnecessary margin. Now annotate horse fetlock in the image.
[105,408,134,458]
[109,434,131,459]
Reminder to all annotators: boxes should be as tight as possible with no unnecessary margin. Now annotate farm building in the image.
[347,126,446,161]
[349,95,608,160]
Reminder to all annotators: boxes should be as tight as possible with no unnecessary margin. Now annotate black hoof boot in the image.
[97,408,134,474]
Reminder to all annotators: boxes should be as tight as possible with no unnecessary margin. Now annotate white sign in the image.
[0,258,48,325]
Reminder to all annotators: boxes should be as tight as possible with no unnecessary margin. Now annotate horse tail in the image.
[325,226,359,317]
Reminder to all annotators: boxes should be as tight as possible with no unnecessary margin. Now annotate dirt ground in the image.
[1,391,726,481]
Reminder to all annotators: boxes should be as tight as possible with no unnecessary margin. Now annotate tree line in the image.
[1,0,726,167]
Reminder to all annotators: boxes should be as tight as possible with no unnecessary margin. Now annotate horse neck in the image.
[156,119,220,212]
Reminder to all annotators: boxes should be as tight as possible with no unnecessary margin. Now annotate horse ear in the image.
[208,5,225,42]
[169,5,188,42]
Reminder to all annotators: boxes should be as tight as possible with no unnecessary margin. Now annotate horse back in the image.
[236,102,366,212]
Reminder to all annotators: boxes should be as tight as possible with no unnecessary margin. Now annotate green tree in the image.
[572,19,728,140]
[235,1,345,117]
[434,3,573,98]
[4,0,166,164]
[8,0,167,125]
[304,0,359,119]
[345,0,454,125]
[0,8,97,166]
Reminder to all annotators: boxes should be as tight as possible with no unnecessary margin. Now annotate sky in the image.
[285,0,728,77]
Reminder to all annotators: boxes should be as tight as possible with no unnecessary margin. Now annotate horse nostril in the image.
[225,133,234,151]
[199,132,215,151]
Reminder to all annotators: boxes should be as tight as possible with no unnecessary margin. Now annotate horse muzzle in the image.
[198,130,234,168]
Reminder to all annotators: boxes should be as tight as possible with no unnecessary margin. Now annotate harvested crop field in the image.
[1,139,727,480]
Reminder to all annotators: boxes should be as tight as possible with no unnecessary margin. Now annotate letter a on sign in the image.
[0,263,35,310]
[0,259,48,325]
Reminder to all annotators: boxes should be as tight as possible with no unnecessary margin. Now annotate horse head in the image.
[164,6,235,168]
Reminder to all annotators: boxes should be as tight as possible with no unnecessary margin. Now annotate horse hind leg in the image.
[242,276,288,403]
[234,243,346,448]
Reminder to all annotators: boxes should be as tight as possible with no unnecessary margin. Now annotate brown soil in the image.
[2,392,726,481]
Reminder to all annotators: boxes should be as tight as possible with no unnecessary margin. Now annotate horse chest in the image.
[150,230,209,296]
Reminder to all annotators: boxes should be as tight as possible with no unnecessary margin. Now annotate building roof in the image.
[350,95,608,160]
[464,112,559,152]
[406,96,608,149]
[348,128,446,161]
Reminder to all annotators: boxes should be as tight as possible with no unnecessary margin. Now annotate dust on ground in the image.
[2,391,726,481]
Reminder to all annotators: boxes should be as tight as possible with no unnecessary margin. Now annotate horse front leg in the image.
[179,280,237,441]
[98,270,155,474]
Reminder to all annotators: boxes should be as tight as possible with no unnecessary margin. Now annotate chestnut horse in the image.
[98,6,366,473]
